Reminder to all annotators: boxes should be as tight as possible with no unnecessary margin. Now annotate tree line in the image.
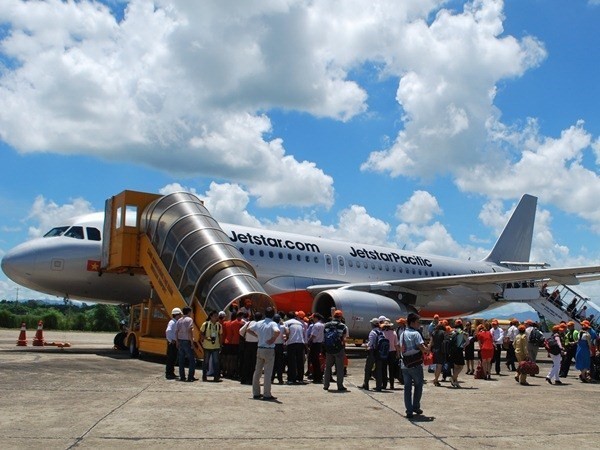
[0,300,124,332]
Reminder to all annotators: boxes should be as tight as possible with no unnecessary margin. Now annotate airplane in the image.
[3,192,600,338]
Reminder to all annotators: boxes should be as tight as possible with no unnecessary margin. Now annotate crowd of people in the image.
[164,303,600,418]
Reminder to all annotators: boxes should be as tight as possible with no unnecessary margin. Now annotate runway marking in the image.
[65,379,156,449]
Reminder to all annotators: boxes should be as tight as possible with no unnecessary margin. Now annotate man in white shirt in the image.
[307,313,325,383]
[247,307,280,400]
[490,319,505,375]
[505,319,519,372]
[165,307,182,380]
[175,306,197,382]
[285,311,307,385]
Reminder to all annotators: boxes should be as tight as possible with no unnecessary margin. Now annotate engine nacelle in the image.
[313,290,410,340]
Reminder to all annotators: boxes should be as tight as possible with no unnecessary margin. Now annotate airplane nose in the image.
[1,244,36,284]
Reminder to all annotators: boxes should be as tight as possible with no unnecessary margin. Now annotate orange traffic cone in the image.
[33,320,45,347]
[16,322,28,346]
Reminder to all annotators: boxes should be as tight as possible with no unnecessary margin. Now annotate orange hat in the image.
[581,320,591,328]
[333,310,343,318]
[441,319,449,326]
[296,311,306,318]
[433,314,440,319]
[454,319,463,326]
[552,325,560,333]
[567,321,575,326]
[518,324,526,331]
[525,319,534,325]
[445,326,453,332]
[396,317,407,325]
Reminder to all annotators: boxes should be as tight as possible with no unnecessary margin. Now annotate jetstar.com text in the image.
[349,246,432,267]
[229,230,320,253]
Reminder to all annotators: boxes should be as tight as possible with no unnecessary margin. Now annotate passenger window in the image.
[64,226,84,239]
[287,254,292,260]
[259,250,264,257]
[305,256,310,262]
[296,255,301,261]
[239,247,245,254]
[86,227,101,241]
[314,256,319,263]
[249,249,255,256]
[348,260,353,267]
[278,252,283,259]
[269,251,274,258]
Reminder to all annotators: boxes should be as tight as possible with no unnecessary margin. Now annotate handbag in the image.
[401,331,423,368]
[423,352,433,366]
[517,359,539,376]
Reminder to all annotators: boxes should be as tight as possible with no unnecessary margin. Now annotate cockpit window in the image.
[64,226,84,239]
[86,227,101,241]
[43,226,69,237]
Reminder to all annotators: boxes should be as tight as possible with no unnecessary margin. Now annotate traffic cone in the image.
[33,320,45,347]
[16,322,28,346]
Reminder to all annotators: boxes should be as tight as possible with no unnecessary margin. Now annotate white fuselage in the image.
[1,212,506,317]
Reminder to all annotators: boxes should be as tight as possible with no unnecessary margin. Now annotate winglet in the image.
[483,194,537,265]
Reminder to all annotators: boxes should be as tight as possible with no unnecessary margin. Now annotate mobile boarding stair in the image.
[101,190,273,357]
[500,281,593,329]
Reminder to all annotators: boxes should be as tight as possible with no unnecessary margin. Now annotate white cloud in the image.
[361,1,547,178]
[396,190,442,225]
[457,120,600,231]
[0,0,338,208]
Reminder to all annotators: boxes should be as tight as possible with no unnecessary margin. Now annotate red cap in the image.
[333,310,343,318]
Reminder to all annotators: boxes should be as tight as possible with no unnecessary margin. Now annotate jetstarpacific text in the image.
[229,230,320,253]
[349,246,433,267]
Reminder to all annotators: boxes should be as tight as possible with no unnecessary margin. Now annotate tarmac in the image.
[0,328,599,449]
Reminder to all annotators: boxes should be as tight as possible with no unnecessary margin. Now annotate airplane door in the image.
[324,253,333,274]
[337,255,346,275]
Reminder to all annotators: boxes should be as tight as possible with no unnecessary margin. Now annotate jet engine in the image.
[313,289,411,339]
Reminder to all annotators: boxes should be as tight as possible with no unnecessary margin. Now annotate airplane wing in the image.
[306,265,600,296]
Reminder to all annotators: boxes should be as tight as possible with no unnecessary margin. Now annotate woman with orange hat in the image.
[429,322,447,386]
[545,325,564,385]
[514,324,530,385]
[476,323,494,380]
[575,321,593,382]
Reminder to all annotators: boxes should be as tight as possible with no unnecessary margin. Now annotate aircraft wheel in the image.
[128,336,139,358]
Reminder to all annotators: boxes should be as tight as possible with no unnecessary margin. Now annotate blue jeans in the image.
[178,340,196,380]
[202,348,220,380]
[402,365,424,414]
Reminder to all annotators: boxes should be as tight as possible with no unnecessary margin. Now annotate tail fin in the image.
[484,194,537,264]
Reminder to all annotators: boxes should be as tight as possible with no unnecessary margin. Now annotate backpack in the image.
[374,330,390,360]
[474,362,485,379]
[529,328,545,347]
[324,324,343,354]
[544,335,561,355]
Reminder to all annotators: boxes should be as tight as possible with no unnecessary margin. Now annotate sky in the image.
[1,0,600,317]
